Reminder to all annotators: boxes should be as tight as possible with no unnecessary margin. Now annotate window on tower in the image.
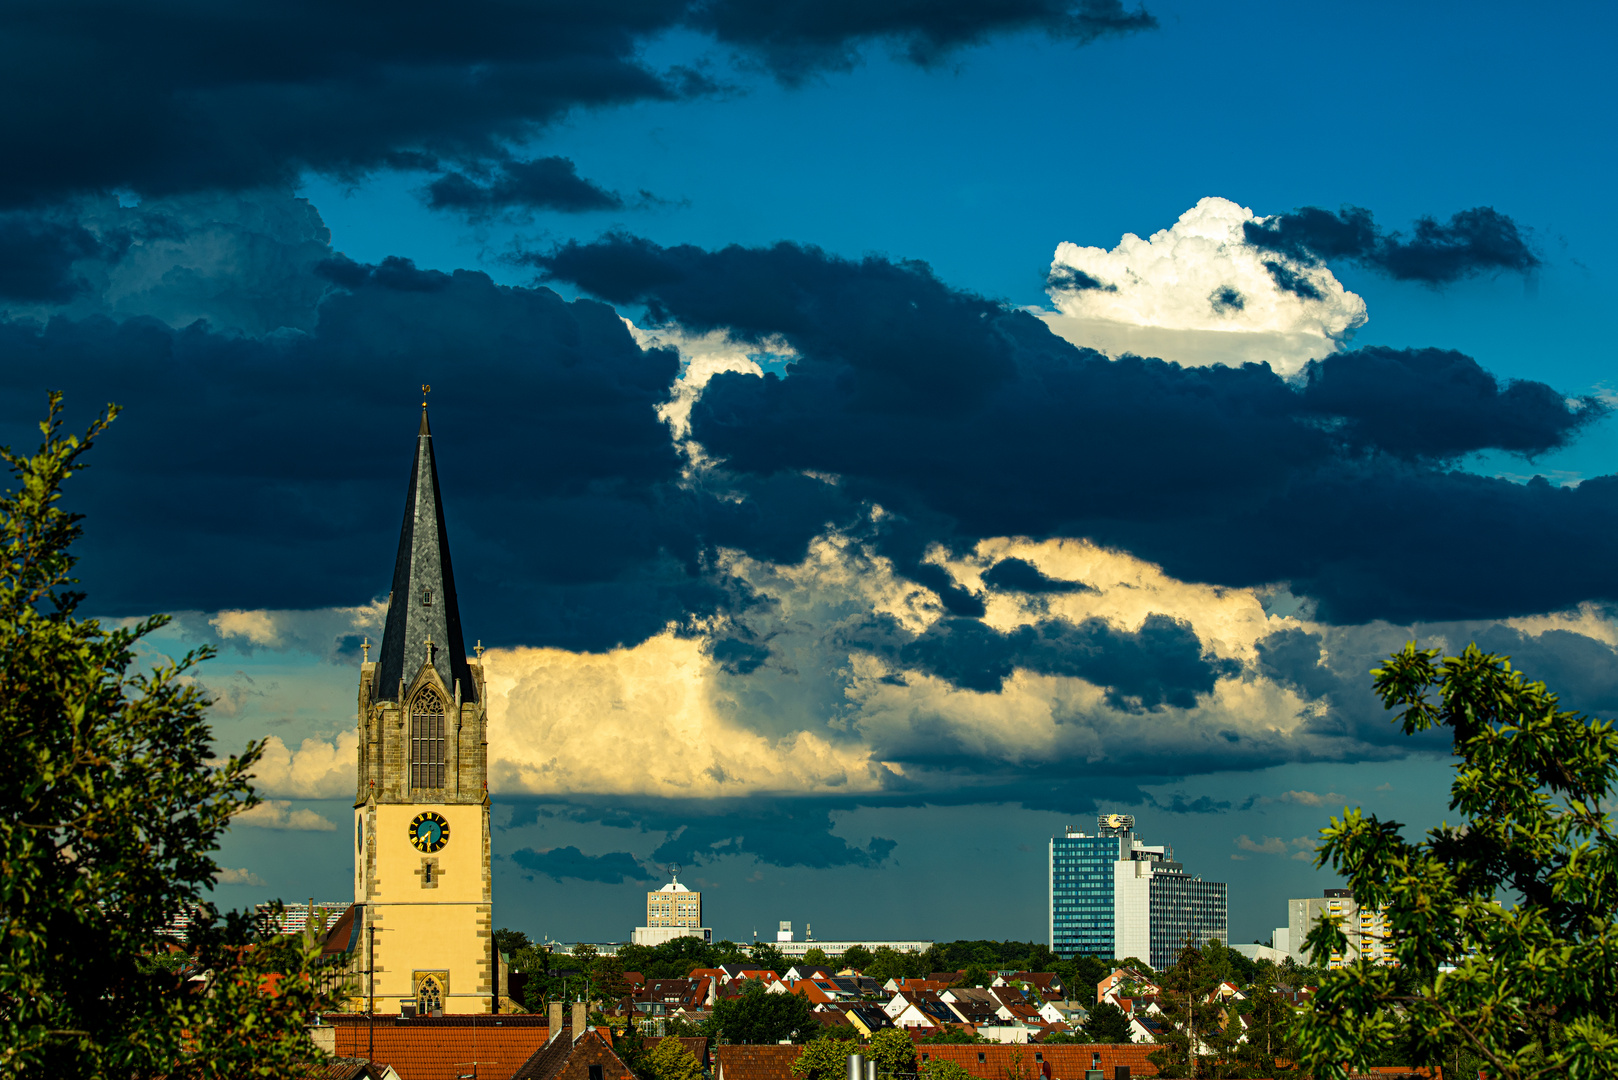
[410,687,446,788]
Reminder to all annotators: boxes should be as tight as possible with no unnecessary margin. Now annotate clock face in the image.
[409,811,451,853]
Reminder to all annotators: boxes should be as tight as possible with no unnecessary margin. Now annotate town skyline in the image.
[2,0,1611,957]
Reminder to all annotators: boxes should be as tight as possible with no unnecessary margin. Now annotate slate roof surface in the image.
[330,1014,552,1080]
[375,406,477,704]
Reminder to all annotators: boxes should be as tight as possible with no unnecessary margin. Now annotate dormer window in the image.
[420,586,433,606]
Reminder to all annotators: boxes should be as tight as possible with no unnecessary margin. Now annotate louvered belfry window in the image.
[410,687,446,788]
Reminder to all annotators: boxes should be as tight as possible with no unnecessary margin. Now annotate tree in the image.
[1057,954,1112,998]
[1229,963,1297,1076]
[840,945,874,972]
[1080,1001,1132,1044]
[867,1027,916,1077]
[709,979,817,1043]
[642,1036,704,1080]
[802,947,830,968]
[593,954,632,1006]
[866,946,925,984]
[495,928,532,956]
[0,395,332,1077]
[1021,944,1059,973]
[1039,1030,1079,1044]
[921,1059,975,1080]
[1292,644,1618,1079]
[616,1019,649,1076]
[792,1036,861,1080]
[951,963,994,988]
[749,941,788,973]
[1146,941,1229,1078]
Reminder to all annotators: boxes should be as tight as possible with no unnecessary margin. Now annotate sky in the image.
[2,0,1616,950]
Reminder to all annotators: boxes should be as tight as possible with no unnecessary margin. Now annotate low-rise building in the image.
[632,870,712,947]
[1288,889,1398,968]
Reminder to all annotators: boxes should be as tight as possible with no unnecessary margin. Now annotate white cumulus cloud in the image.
[625,320,794,440]
[485,631,888,798]
[215,866,268,886]
[235,800,336,831]
[206,601,385,656]
[251,730,357,798]
[1040,196,1367,373]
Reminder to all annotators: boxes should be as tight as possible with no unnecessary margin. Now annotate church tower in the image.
[354,403,494,1014]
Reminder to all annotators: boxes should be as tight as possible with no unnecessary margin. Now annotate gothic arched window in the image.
[410,687,446,788]
[417,973,445,1013]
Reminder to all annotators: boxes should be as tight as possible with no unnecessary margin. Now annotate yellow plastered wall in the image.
[355,802,492,1014]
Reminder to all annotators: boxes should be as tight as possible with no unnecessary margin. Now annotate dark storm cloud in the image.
[0,213,107,302]
[980,557,1094,594]
[426,158,626,218]
[532,234,1615,625]
[1045,266,1116,292]
[1298,347,1593,459]
[1,191,337,335]
[1244,205,1540,287]
[1148,793,1231,814]
[502,800,897,870]
[901,614,1237,708]
[1469,624,1618,714]
[692,0,1155,82]
[0,0,1152,207]
[510,845,653,884]
[651,810,895,870]
[0,262,697,652]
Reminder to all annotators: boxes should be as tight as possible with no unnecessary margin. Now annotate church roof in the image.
[375,406,477,704]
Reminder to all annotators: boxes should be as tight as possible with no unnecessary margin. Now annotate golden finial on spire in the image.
[422,383,431,406]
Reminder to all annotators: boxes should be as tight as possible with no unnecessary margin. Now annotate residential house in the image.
[883,988,941,1020]
[1097,968,1160,1007]
[716,964,780,984]
[776,976,858,1004]
[991,973,1066,1001]
[883,977,953,994]
[511,1027,636,1080]
[1128,1015,1166,1045]
[844,1004,896,1038]
[889,997,961,1034]
[782,965,834,982]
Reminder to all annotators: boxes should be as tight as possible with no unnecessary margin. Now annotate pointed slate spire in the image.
[375,405,477,703]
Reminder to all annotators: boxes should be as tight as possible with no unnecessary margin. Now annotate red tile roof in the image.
[330,1014,553,1080]
[913,1043,1158,1080]
[715,1044,805,1080]
[512,1029,636,1080]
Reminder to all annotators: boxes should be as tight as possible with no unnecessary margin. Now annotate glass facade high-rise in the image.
[1049,813,1228,969]
[1048,815,1132,958]
[1146,870,1228,970]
